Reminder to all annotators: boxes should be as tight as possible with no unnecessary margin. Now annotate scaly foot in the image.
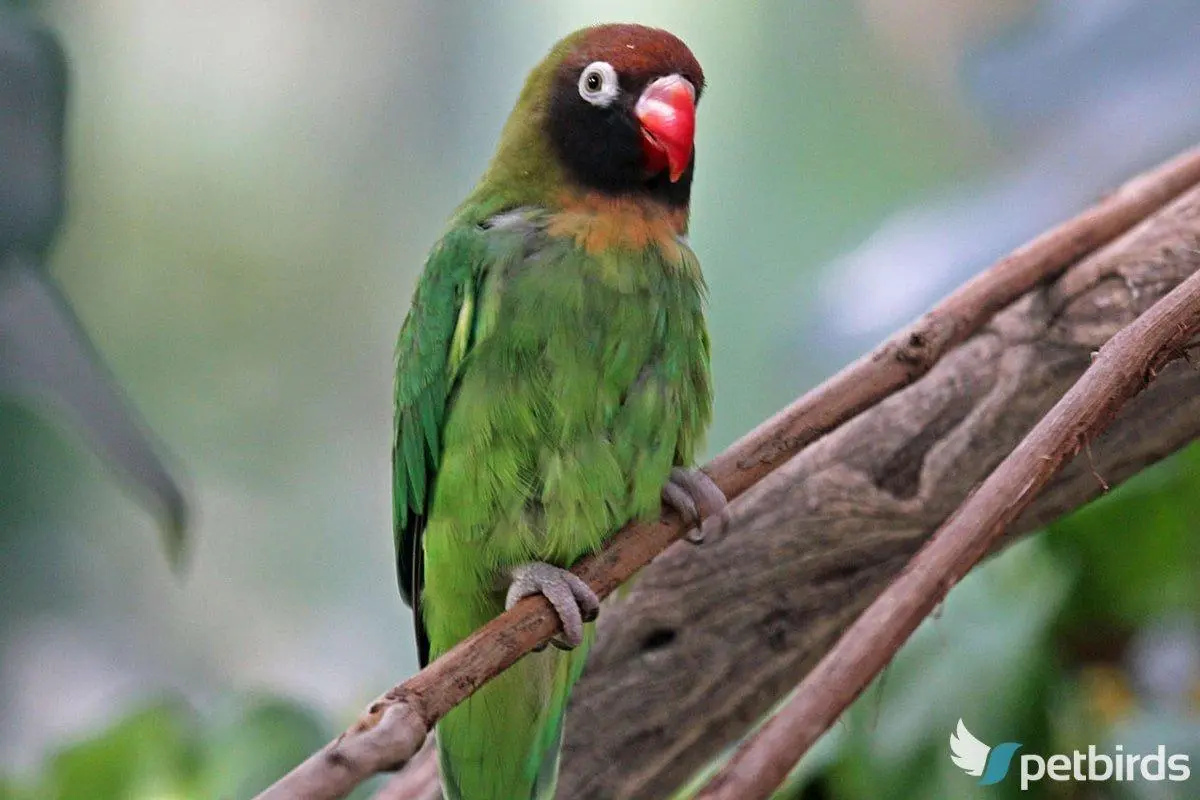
[506,562,600,650]
[661,466,728,544]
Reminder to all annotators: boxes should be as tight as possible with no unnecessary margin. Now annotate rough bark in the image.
[697,246,1200,800]
[559,187,1200,799]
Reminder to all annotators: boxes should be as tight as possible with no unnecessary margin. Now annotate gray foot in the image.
[506,562,600,650]
[662,466,728,544]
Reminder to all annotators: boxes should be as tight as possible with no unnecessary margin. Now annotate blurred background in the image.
[1,1,1198,798]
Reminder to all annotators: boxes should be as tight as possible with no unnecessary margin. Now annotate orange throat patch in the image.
[547,191,689,263]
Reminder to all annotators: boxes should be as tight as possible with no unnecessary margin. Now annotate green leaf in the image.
[42,703,198,800]
[1046,443,1200,628]
[198,696,330,798]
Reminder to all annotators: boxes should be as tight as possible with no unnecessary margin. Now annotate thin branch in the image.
[692,251,1200,800]
[253,147,1200,800]
[373,739,439,800]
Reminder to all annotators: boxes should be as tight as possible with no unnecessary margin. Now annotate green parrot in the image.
[393,24,722,799]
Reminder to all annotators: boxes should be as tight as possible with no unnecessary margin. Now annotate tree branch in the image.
[559,181,1200,798]
[372,739,439,800]
[255,147,1200,800]
[692,233,1200,800]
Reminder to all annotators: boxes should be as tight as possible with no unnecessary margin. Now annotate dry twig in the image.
[372,739,439,800]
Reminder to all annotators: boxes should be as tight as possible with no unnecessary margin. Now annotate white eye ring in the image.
[577,61,619,107]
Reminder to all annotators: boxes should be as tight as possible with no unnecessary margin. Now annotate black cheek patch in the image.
[546,74,694,207]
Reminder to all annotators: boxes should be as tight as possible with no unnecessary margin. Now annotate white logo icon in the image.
[950,719,990,777]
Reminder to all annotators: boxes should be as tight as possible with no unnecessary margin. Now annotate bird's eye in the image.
[577,61,619,107]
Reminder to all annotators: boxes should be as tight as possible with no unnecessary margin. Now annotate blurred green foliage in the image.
[0,698,332,800]
[1047,445,1200,631]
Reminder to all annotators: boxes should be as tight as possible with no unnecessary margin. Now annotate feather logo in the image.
[950,719,1023,786]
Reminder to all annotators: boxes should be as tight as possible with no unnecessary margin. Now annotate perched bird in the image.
[393,24,721,799]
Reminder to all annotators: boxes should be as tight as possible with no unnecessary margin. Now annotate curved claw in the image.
[662,467,728,544]
[505,562,599,649]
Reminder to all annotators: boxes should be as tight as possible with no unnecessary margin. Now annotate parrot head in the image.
[470,24,705,216]
[544,24,704,195]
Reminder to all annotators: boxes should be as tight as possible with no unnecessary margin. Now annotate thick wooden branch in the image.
[693,230,1200,800]
[256,147,1200,800]
[559,184,1200,799]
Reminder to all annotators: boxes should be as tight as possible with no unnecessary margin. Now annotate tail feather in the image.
[438,628,593,800]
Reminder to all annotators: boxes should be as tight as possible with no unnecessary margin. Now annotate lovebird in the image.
[393,24,722,799]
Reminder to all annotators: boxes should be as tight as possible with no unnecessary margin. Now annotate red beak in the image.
[635,75,696,183]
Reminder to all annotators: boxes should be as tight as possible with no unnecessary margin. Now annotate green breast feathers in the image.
[394,203,710,660]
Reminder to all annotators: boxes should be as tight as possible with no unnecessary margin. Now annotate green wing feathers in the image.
[392,226,488,649]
